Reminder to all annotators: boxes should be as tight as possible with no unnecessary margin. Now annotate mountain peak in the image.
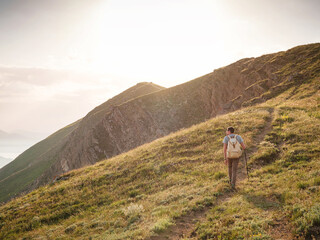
[134,81,165,90]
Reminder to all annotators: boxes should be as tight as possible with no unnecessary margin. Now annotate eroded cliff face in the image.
[33,43,320,189]
[28,82,165,191]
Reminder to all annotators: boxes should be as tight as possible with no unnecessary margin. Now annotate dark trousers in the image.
[227,158,240,186]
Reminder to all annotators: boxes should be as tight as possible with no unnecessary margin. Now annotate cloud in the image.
[0,66,127,134]
[0,65,101,86]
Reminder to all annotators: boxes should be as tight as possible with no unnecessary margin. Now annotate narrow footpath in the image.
[147,107,296,240]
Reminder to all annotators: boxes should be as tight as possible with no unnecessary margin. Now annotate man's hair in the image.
[227,127,235,133]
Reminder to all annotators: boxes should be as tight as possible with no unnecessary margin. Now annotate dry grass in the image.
[0,79,319,239]
[0,105,271,239]
[193,78,320,240]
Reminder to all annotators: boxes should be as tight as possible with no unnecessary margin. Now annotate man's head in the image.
[226,126,234,135]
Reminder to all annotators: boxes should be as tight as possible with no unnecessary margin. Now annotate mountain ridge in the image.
[0,82,165,202]
[0,73,319,239]
[35,43,320,191]
[0,43,319,204]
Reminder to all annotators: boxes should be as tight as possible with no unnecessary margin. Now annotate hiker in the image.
[223,127,246,189]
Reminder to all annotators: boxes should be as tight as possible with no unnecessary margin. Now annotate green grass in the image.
[1,79,319,240]
[193,77,320,240]
[0,104,271,239]
[0,45,319,239]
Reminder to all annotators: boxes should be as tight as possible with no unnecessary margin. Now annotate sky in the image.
[0,0,319,160]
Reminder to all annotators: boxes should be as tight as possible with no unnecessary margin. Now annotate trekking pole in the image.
[244,150,249,180]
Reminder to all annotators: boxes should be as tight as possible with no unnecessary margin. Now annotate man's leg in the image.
[227,158,233,184]
[231,158,240,187]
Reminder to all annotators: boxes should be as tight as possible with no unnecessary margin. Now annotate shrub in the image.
[264,131,282,145]
[251,141,279,164]
[313,177,320,186]
[308,111,320,119]
[122,203,144,218]
[283,133,300,143]
[280,191,294,204]
[262,165,282,174]
[274,115,294,127]
[293,204,320,238]
[297,182,309,190]
[214,171,226,180]
[284,147,311,164]
[151,218,173,233]
[65,224,76,234]
[128,190,139,198]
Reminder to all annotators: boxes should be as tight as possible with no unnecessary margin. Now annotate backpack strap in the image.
[227,134,239,143]
[229,134,239,143]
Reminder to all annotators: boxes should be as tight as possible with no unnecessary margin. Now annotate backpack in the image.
[227,134,242,159]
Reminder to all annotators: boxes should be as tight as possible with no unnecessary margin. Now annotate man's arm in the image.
[237,135,246,150]
[223,143,228,165]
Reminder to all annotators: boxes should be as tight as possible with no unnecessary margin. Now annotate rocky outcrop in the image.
[0,82,164,202]
[32,43,320,190]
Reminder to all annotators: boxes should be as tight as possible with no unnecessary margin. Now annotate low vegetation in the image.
[0,101,272,239]
[0,51,319,239]
[192,77,320,240]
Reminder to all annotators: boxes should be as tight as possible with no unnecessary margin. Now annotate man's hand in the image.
[224,158,228,165]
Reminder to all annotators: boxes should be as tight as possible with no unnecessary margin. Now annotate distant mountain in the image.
[1,43,319,204]
[0,82,165,202]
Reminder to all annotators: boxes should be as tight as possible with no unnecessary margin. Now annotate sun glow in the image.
[1,0,319,136]
[64,0,231,87]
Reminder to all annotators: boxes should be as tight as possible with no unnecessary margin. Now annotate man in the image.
[223,126,246,189]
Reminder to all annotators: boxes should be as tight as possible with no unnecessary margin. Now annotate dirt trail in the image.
[147,107,295,240]
[237,107,274,181]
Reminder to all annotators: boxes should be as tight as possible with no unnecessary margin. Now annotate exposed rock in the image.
[32,43,320,192]
[2,44,318,201]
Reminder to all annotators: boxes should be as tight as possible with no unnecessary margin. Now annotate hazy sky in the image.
[0,0,319,138]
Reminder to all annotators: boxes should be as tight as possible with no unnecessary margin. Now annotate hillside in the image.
[0,73,319,239]
[0,82,165,202]
[1,43,319,204]
[25,43,320,195]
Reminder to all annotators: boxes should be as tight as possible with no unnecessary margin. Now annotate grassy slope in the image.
[1,43,318,204]
[1,76,319,239]
[194,77,320,240]
[0,104,271,239]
